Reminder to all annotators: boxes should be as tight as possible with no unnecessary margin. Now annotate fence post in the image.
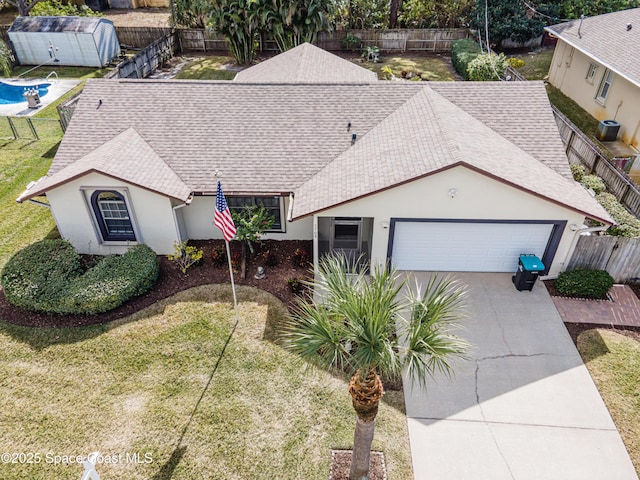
[7,117,17,140]
[27,118,39,140]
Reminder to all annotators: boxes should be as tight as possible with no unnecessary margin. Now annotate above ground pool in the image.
[0,80,51,104]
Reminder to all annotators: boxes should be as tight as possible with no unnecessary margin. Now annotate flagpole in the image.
[225,239,239,322]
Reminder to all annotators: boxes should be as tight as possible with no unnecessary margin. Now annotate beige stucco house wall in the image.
[180,195,313,241]
[47,172,181,256]
[548,42,640,148]
[313,166,589,276]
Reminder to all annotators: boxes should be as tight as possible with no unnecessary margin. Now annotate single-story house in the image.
[545,8,640,150]
[8,16,120,68]
[18,44,612,276]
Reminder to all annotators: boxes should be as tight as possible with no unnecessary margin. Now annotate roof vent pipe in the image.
[347,122,352,131]
[351,133,357,145]
[627,23,632,31]
[578,14,584,39]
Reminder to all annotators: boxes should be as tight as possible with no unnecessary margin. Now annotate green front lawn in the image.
[578,329,640,475]
[0,285,413,480]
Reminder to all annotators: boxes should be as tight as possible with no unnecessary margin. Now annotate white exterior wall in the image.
[181,195,313,240]
[548,41,640,149]
[314,166,588,275]
[47,172,180,255]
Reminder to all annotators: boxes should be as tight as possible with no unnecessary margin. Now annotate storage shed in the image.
[8,16,120,68]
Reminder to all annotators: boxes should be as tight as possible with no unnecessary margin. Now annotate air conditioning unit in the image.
[596,120,620,142]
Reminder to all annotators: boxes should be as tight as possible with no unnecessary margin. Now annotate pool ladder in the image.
[46,71,58,82]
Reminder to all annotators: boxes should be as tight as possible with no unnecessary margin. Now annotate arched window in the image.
[91,190,136,241]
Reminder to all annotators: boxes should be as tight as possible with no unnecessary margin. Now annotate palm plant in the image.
[268,0,333,52]
[284,253,468,480]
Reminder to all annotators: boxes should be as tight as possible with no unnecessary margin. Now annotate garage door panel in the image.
[391,221,553,272]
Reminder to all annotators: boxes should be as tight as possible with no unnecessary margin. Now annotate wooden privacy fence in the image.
[176,28,469,53]
[553,109,640,217]
[567,235,640,283]
[105,31,176,79]
[115,27,173,49]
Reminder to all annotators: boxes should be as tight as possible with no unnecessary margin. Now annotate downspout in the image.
[541,224,608,279]
[286,192,294,222]
[27,199,51,209]
[172,195,193,242]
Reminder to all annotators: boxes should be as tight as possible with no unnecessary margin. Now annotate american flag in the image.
[214,180,236,242]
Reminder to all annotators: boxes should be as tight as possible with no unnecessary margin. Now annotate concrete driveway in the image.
[403,272,638,480]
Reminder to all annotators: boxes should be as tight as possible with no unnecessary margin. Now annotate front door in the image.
[330,217,362,261]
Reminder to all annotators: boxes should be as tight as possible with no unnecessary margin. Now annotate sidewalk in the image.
[550,284,640,327]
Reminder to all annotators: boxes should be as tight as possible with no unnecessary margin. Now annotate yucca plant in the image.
[284,253,468,479]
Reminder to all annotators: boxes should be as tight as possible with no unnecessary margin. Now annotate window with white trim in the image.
[227,196,284,232]
[90,190,136,241]
[585,63,598,83]
[596,69,614,103]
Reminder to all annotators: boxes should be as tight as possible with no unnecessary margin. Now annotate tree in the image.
[230,205,274,279]
[208,0,270,65]
[0,40,14,77]
[268,0,334,52]
[174,0,211,27]
[284,254,467,480]
[399,0,474,28]
[472,0,559,46]
[560,0,639,19]
[30,0,102,16]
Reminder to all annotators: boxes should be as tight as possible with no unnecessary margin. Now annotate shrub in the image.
[1,241,159,315]
[506,57,525,69]
[596,192,640,237]
[167,241,203,274]
[60,245,159,315]
[261,249,279,267]
[292,248,309,268]
[342,33,361,51]
[581,174,606,195]
[570,164,586,182]
[451,39,482,80]
[556,269,614,299]
[287,277,304,294]
[1,239,83,311]
[467,52,508,81]
[31,0,101,16]
[210,245,227,267]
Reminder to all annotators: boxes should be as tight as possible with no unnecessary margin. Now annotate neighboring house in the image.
[545,8,640,150]
[8,16,120,68]
[17,44,612,276]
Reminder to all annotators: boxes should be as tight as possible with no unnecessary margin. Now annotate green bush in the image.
[596,192,640,237]
[581,174,606,194]
[31,0,102,16]
[570,164,586,182]
[556,269,614,299]
[1,240,159,315]
[506,57,525,69]
[467,52,508,81]
[451,39,482,80]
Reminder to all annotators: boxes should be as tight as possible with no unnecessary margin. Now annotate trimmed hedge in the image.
[556,269,614,299]
[581,174,606,195]
[1,240,159,315]
[451,38,482,80]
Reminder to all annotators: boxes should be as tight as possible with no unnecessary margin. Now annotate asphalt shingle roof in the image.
[233,42,378,83]
[18,127,191,202]
[19,78,611,224]
[545,8,640,87]
[292,86,611,223]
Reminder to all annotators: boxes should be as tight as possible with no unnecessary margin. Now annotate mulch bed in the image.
[0,239,312,328]
[329,450,387,480]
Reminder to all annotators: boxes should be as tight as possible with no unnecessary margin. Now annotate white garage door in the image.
[391,221,554,272]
